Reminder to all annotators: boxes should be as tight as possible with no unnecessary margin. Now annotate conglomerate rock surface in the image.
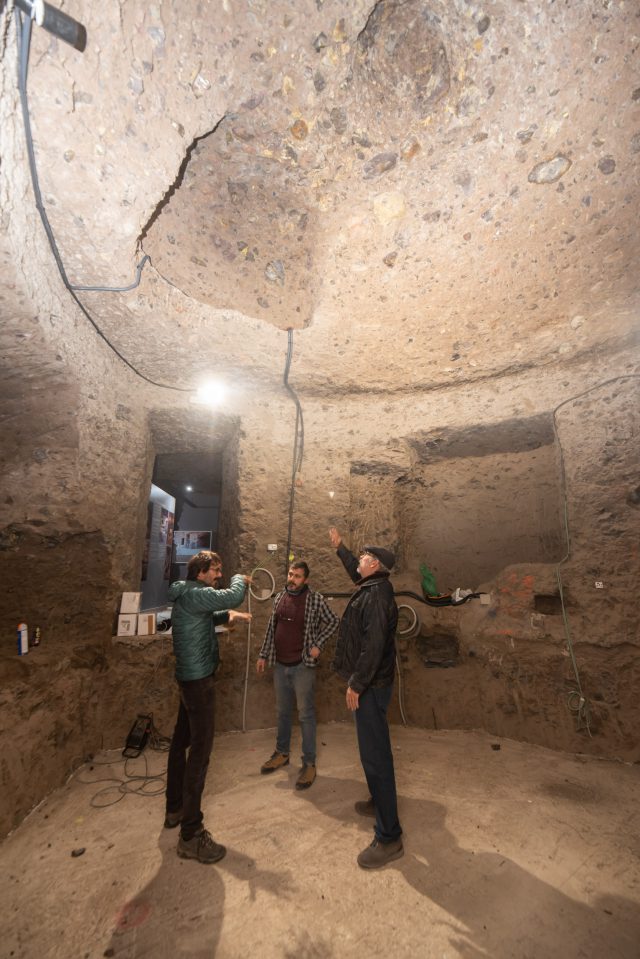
[0,1,638,835]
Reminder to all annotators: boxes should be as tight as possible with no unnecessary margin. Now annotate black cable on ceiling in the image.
[70,255,151,293]
[14,8,191,393]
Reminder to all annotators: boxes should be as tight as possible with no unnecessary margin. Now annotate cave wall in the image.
[0,0,638,840]
[0,352,638,839]
[0,347,161,837]
[400,421,564,590]
[214,367,639,763]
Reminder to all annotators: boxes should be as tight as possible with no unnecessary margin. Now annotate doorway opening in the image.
[140,451,223,608]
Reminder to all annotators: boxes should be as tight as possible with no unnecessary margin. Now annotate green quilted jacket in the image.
[168,575,247,681]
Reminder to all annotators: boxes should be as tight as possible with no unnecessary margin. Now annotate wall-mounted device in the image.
[15,0,87,50]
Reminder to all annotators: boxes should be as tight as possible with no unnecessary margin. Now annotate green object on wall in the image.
[420,563,438,597]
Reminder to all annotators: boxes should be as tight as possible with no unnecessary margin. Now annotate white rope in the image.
[395,604,418,726]
[241,567,277,732]
[395,654,408,727]
[397,603,419,637]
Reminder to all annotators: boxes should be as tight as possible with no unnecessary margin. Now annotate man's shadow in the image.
[104,828,295,959]
[298,775,640,959]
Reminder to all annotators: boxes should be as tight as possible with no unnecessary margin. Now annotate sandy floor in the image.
[1,722,639,959]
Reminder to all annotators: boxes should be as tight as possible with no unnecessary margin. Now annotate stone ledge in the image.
[111,633,172,649]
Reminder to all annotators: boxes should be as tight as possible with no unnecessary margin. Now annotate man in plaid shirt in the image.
[257,561,339,789]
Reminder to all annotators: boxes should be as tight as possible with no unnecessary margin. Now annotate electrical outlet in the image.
[267,544,278,552]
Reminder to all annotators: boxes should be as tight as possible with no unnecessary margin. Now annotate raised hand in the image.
[329,527,342,548]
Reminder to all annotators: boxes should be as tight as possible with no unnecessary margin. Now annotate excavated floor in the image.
[1,723,639,959]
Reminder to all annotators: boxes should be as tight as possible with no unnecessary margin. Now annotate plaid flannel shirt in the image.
[258,588,340,666]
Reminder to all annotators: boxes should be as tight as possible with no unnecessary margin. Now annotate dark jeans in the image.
[355,684,402,844]
[165,674,215,840]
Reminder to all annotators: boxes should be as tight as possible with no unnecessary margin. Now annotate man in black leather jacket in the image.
[329,527,404,869]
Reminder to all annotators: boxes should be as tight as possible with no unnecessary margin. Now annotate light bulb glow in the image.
[192,379,227,407]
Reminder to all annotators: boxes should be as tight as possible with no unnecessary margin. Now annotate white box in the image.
[117,614,137,636]
[120,592,142,613]
[137,613,157,635]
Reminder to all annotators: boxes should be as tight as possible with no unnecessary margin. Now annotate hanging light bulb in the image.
[190,379,227,407]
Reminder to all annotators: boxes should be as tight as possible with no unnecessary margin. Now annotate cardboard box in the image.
[117,614,137,636]
[120,592,142,613]
[137,613,157,635]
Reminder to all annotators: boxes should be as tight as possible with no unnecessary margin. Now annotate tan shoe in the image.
[295,764,316,790]
[260,751,290,774]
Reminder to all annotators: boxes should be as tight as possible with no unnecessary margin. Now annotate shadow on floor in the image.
[105,828,295,959]
[296,774,639,959]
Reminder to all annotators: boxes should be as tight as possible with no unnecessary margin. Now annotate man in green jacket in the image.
[165,550,251,863]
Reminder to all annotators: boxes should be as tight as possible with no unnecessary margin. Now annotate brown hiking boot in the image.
[354,797,375,817]
[260,751,290,774]
[295,764,316,790]
[357,837,404,870]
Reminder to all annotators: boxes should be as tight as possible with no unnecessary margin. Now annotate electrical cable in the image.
[395,653,408,727]
[70,254,151,293]
[325,588,477,607]
[248,567,277,603]
[283,329,305,575]
[241,566,276,733]
[73,716,171,809]
[126,633,174,720]
[551,374,640,736]
[14,9,191,393]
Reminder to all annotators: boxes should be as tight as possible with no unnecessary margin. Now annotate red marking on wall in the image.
[496,573,536,617]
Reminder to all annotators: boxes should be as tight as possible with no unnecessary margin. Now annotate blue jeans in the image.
[274,662,317,765]
[165,674,216,841]
[355,684,402,844]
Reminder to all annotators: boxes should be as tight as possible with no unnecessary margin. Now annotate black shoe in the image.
[357,837,404,869]
[177,828,226,864]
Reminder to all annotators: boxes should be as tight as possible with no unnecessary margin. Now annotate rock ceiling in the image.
[3,0,639,396]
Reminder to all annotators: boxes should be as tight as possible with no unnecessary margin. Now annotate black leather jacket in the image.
[332,543,398,693]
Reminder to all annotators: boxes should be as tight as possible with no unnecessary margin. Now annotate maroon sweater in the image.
[274,588,307,664]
